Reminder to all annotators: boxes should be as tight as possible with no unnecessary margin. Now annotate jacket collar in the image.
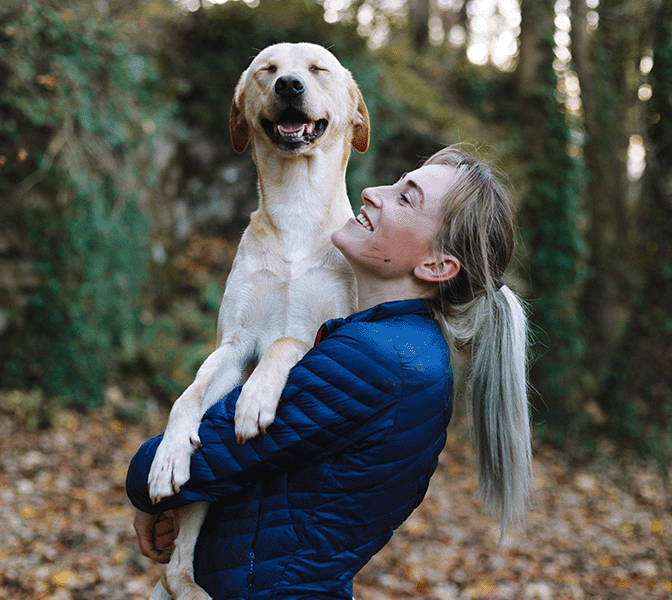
[314,299,429,345]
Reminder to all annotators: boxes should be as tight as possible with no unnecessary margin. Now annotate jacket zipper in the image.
[247,550,255,587]
[247,482,265,590]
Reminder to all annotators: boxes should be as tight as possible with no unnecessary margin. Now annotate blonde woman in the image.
[128,145,532,599]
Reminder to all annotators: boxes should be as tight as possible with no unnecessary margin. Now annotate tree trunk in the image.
[408,0,430,52]
[598,0,672,461]
[517,0,547,102]
[572,0,641,381]
[515,0,586,428]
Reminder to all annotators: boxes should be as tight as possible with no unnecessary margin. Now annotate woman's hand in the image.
[133,509,176,564]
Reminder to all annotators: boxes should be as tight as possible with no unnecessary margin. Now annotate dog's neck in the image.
[253,145,354,241]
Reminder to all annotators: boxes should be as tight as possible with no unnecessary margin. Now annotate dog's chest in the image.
[277,245,325,282]
[247,222,339,282]
[251,262,352,355]
[261,250,350,316]
[221,239,354,349]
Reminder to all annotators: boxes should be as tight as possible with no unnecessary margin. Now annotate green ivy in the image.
[0,0,173,406]
[513,26,589,435]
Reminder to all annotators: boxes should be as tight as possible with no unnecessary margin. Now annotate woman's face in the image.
[332,163,456,281]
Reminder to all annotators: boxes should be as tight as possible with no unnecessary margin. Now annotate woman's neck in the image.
[354,271,433,312]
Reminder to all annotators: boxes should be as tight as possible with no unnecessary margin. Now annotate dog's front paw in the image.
[148,427,201,502]
[234,375,282,443]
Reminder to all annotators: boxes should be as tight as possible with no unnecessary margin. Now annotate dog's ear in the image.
[350,85,370,154]
[230,78,251,154]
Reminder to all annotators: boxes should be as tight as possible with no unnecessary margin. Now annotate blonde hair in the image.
[424,145,532,538]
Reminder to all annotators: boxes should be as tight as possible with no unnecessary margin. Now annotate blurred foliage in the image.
[0,0,173,406]
[0,0,670,466]
[597,0,672,466]
[135,285,222,398]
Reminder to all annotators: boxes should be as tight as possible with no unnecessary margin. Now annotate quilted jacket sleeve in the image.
[126,325,401,514]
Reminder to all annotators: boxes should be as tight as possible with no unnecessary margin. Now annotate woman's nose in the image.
[361,186,382,207]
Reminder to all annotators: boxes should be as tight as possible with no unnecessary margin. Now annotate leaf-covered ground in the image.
[1,395,670,600]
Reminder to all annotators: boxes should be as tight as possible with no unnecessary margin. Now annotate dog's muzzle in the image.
[261,75,328,152]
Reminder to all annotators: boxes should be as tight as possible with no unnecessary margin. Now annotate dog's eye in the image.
[265,65,277,73]
[310,65,327,74]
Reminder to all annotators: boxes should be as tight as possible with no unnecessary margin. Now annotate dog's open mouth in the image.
[262,109,328,150]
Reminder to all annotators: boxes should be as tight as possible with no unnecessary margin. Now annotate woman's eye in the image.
[400,194,411,205]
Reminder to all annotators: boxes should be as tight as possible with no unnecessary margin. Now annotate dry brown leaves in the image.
[0,399,670,600]
[0,400,165,600]
[356,434,672,600]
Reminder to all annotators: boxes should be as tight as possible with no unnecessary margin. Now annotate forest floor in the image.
[0,395,670,600]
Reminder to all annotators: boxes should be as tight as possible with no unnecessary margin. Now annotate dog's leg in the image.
[148,342,248,502]
[162,502,212,600]
[234,337,311,441]
[160,339,306,599]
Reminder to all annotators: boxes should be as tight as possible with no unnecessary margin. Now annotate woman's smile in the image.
[355,209,373,231]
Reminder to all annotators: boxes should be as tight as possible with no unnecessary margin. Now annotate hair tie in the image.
[496,279,505,291]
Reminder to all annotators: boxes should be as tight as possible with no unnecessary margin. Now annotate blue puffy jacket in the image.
[127,299,453,600]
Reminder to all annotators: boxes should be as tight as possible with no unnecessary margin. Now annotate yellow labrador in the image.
[147,43,369,600]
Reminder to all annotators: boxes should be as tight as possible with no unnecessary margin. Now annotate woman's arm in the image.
[126,328,400,513]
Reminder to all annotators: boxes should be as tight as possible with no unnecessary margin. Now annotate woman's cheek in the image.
[361,248,393,265]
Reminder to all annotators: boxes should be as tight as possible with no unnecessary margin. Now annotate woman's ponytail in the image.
[423,145,533,538]
[472,285,532,538]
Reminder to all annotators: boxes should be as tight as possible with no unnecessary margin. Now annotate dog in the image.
[146,42,369,600]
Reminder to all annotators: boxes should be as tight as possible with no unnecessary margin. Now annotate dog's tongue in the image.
[276,121,314,136]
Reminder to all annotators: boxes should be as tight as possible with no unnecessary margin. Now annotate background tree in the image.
[408,0,431,52]
[571,0,646,385]
[597,0,672,463]
[514,0,587,440]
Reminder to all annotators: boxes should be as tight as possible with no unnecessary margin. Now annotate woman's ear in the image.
[414,254,460,283]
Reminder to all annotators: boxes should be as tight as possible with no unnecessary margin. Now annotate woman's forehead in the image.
[403,164,456,203]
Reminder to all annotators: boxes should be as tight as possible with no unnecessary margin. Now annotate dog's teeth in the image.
[276,123,310,138]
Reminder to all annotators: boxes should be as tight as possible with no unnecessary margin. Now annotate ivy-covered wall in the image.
[0,1,173,406]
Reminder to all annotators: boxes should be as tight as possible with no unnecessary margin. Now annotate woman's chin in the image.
[331,218,356,249]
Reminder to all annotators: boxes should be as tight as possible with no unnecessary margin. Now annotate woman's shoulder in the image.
[319,301,449,367]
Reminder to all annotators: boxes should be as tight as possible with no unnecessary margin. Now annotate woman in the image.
[127,145,533,599]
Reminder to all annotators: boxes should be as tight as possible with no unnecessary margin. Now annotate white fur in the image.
[146,43,369,600]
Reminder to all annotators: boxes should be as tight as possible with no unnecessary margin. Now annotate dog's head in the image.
[230,43,369,156]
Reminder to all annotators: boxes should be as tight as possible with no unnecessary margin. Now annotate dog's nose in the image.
[275,75,305,99]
